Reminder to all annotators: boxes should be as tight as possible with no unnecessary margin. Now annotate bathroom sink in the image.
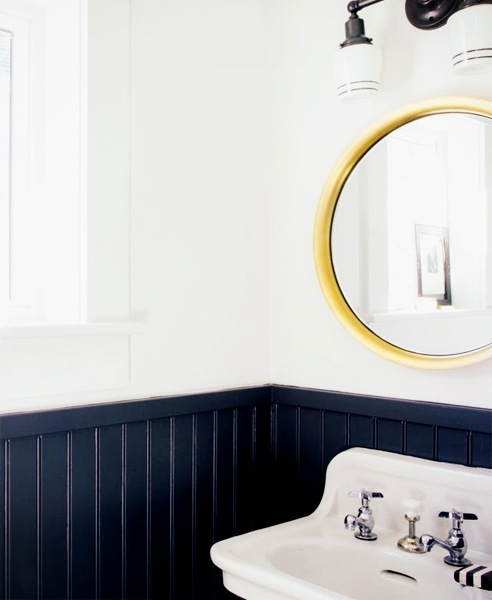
[269,535,479,600]
[211,448,492,600]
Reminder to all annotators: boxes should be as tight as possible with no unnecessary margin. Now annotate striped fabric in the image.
[454,565,492,590]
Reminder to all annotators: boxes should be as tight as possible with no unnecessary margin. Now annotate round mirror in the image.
[314,97,492,369]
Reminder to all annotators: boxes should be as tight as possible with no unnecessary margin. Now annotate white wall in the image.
[128,0,270,400]
[0,0,270,413]
[2,0,491,413]
[269,0,492,409]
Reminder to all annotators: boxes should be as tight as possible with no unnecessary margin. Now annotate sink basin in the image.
[211,448,492,600]
[269,536,475,600]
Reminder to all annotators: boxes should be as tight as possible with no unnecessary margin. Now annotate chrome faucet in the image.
[419,509,478,566]
[344,489,383,541]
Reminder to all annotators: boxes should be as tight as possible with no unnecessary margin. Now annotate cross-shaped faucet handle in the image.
[349,489,384,500]
[438,509,478,530]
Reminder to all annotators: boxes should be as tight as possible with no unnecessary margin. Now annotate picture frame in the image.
[415,224,451,306]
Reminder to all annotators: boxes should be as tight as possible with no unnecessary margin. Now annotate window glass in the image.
[0,29,12,303]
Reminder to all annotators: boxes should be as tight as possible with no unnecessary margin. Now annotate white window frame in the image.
[0,0,137,409]
[0,8,43,322]
[0,27,12,309]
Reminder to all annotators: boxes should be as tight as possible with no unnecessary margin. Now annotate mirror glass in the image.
[332,112,492,356]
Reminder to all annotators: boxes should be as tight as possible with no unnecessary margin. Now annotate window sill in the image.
[0,322,141,401]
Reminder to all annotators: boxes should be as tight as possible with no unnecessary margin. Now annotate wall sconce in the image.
[335,0,492,101]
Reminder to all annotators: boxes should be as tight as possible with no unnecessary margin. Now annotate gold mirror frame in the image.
[314,96,492,370]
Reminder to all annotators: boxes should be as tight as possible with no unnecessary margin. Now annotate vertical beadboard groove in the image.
[232,408,238,537]
[320,409,325,481]
[346,413,351,446]
[211,410,218,600]
[146,420,151,600]
[94,427,100,600]
[121,424,127,600]
[251,406,257,532]
[271,403,278,472]
[36,436,42,600]
[295,407,301,485]
[467,431,473,467]
[4,441,10,600]
[169,417,175,600]
[66,432,72,600]
[402,421,408,454]
[434,425,439,460]
[271,403,278,524]
[191,414,197,600]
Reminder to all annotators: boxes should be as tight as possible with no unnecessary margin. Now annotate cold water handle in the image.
[419,509,478,566]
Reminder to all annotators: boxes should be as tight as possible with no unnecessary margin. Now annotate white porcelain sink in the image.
[211,448,492,600]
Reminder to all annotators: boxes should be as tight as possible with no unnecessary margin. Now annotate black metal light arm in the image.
[347,0,387,16]
[346,0,492,31]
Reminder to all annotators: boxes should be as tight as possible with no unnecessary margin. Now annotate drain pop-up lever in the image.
[398,500,425,554]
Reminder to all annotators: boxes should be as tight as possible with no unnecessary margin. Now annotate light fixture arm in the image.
[346,0,492,30]
[347,0,387,16]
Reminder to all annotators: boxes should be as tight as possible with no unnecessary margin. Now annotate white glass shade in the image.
[334,42,382,102]
[448,4,492,75]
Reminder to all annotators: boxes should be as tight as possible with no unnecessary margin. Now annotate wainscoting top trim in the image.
[1,385,491,440]
[272,386,492,435]
[0,386,271,440]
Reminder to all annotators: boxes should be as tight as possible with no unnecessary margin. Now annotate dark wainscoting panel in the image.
[269,386,492,525]
[1,385,490,599]
[0,388,272,600]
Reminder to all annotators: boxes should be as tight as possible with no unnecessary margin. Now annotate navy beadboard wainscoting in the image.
[0,385,491,600]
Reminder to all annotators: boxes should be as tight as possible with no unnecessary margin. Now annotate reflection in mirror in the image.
[332,113,492,355]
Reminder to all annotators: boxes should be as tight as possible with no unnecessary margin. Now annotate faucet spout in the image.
[419,532,470,566]
[344,514,357,531]
[420,534,453,553]
[344,489,383,541]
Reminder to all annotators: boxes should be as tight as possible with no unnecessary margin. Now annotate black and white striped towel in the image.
[454,565,492,591]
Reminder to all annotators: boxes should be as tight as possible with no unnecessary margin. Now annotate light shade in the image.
[448,3,492,74]
[334,42,383,101]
